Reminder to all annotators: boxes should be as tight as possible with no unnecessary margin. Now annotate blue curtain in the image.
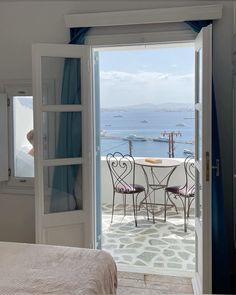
[185,21,212,33]
[50,28,90,213]
[186,21,231,293]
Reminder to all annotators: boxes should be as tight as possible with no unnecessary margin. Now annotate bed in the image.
[0,242,117,295]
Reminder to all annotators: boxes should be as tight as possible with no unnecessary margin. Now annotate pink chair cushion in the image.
[116,184,145,194]
[166,185,195,196]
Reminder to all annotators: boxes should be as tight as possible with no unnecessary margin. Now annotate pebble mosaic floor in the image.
[102,203,195,274]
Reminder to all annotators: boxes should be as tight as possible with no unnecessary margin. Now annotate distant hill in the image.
[127,103,158,109]
[102,102,194,112]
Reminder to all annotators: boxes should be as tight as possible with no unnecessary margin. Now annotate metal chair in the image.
[165,155,195,232]
[106,152,146,227]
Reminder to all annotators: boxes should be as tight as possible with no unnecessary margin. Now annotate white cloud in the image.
[174,73,194,80]
[100,71,193,83]
[100,70,194,107]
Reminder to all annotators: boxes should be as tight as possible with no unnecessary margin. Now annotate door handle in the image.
[212,159,220,177]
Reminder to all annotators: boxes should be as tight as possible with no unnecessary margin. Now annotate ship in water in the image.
[113,115,123,118]
[100,130,107,137]
[176,123,185,127]
[140,120,148,123]
[153,136,169,143]
[123,134,147,141]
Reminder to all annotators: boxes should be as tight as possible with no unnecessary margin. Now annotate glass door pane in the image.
[40,54,84,215]
[42,57,82,105]
[198,49,203,104]
[195,46,203,221]
[194,25,212,294]
[195,110,202,162]
[33,43,92,248]
[195,168,202,221]
[44,164,83,214]
[43,111,82,160]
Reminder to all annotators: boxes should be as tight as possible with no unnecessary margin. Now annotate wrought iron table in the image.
[135,158,182,223]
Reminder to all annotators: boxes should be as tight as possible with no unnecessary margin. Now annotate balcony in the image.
[101,157,195,276]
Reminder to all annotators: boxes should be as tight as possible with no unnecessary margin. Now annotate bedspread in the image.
[0,242,117,295]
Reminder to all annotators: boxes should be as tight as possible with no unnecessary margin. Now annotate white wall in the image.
[0,0,224,81]
[0,0,234,243]
[0,193,35,243]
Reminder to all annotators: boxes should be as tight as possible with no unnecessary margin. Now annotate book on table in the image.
[145,158,162,164]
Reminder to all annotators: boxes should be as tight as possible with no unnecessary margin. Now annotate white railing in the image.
[101,157,195,208]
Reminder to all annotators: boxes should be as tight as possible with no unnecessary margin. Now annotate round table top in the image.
[135,158,182,168]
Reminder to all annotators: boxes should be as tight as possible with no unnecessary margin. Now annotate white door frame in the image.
[192,25,212,295]
[64,5,222,28]
[89,30,209,290]
[32,44,95,248]
[88,30,199,261]
[63,6,220,293]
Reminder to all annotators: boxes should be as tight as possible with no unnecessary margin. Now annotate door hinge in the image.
[8,168,11,177]
[212,159,220,177]
[206,151,210,182]
[7,98,10,107]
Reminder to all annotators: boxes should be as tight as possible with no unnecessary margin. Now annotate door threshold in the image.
[117,264,194,278]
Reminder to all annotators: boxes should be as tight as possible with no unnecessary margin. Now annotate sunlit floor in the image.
[102,204,195,274]
[117,271,193,294]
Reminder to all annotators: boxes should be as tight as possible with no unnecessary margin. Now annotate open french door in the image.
[194,25,212,294]
[32,44,95,248]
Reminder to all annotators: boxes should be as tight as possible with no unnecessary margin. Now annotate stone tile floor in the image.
[102,204,195,274]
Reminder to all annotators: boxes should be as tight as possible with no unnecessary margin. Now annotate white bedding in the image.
[0,242,117,295]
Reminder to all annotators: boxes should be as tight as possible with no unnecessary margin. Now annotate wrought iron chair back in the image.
[106,152,136,193]
[182,155,195,195]
[106,152,147,227]
[165,155,195,232]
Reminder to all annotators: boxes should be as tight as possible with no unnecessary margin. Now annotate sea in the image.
[100,109,194,158]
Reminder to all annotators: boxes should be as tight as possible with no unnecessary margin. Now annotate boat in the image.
[176,123,185,127]
[140,120,148,123]
[113,115,123,118]
[100,130,107,137]
[183,149,194,156]
[123,135,147,141]
[153,136,169,143]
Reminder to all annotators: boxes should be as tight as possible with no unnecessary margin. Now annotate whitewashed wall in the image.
[0,193,35,243]
[0,0,233,242]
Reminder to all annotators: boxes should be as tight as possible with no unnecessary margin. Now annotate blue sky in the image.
[99,46,194,108]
